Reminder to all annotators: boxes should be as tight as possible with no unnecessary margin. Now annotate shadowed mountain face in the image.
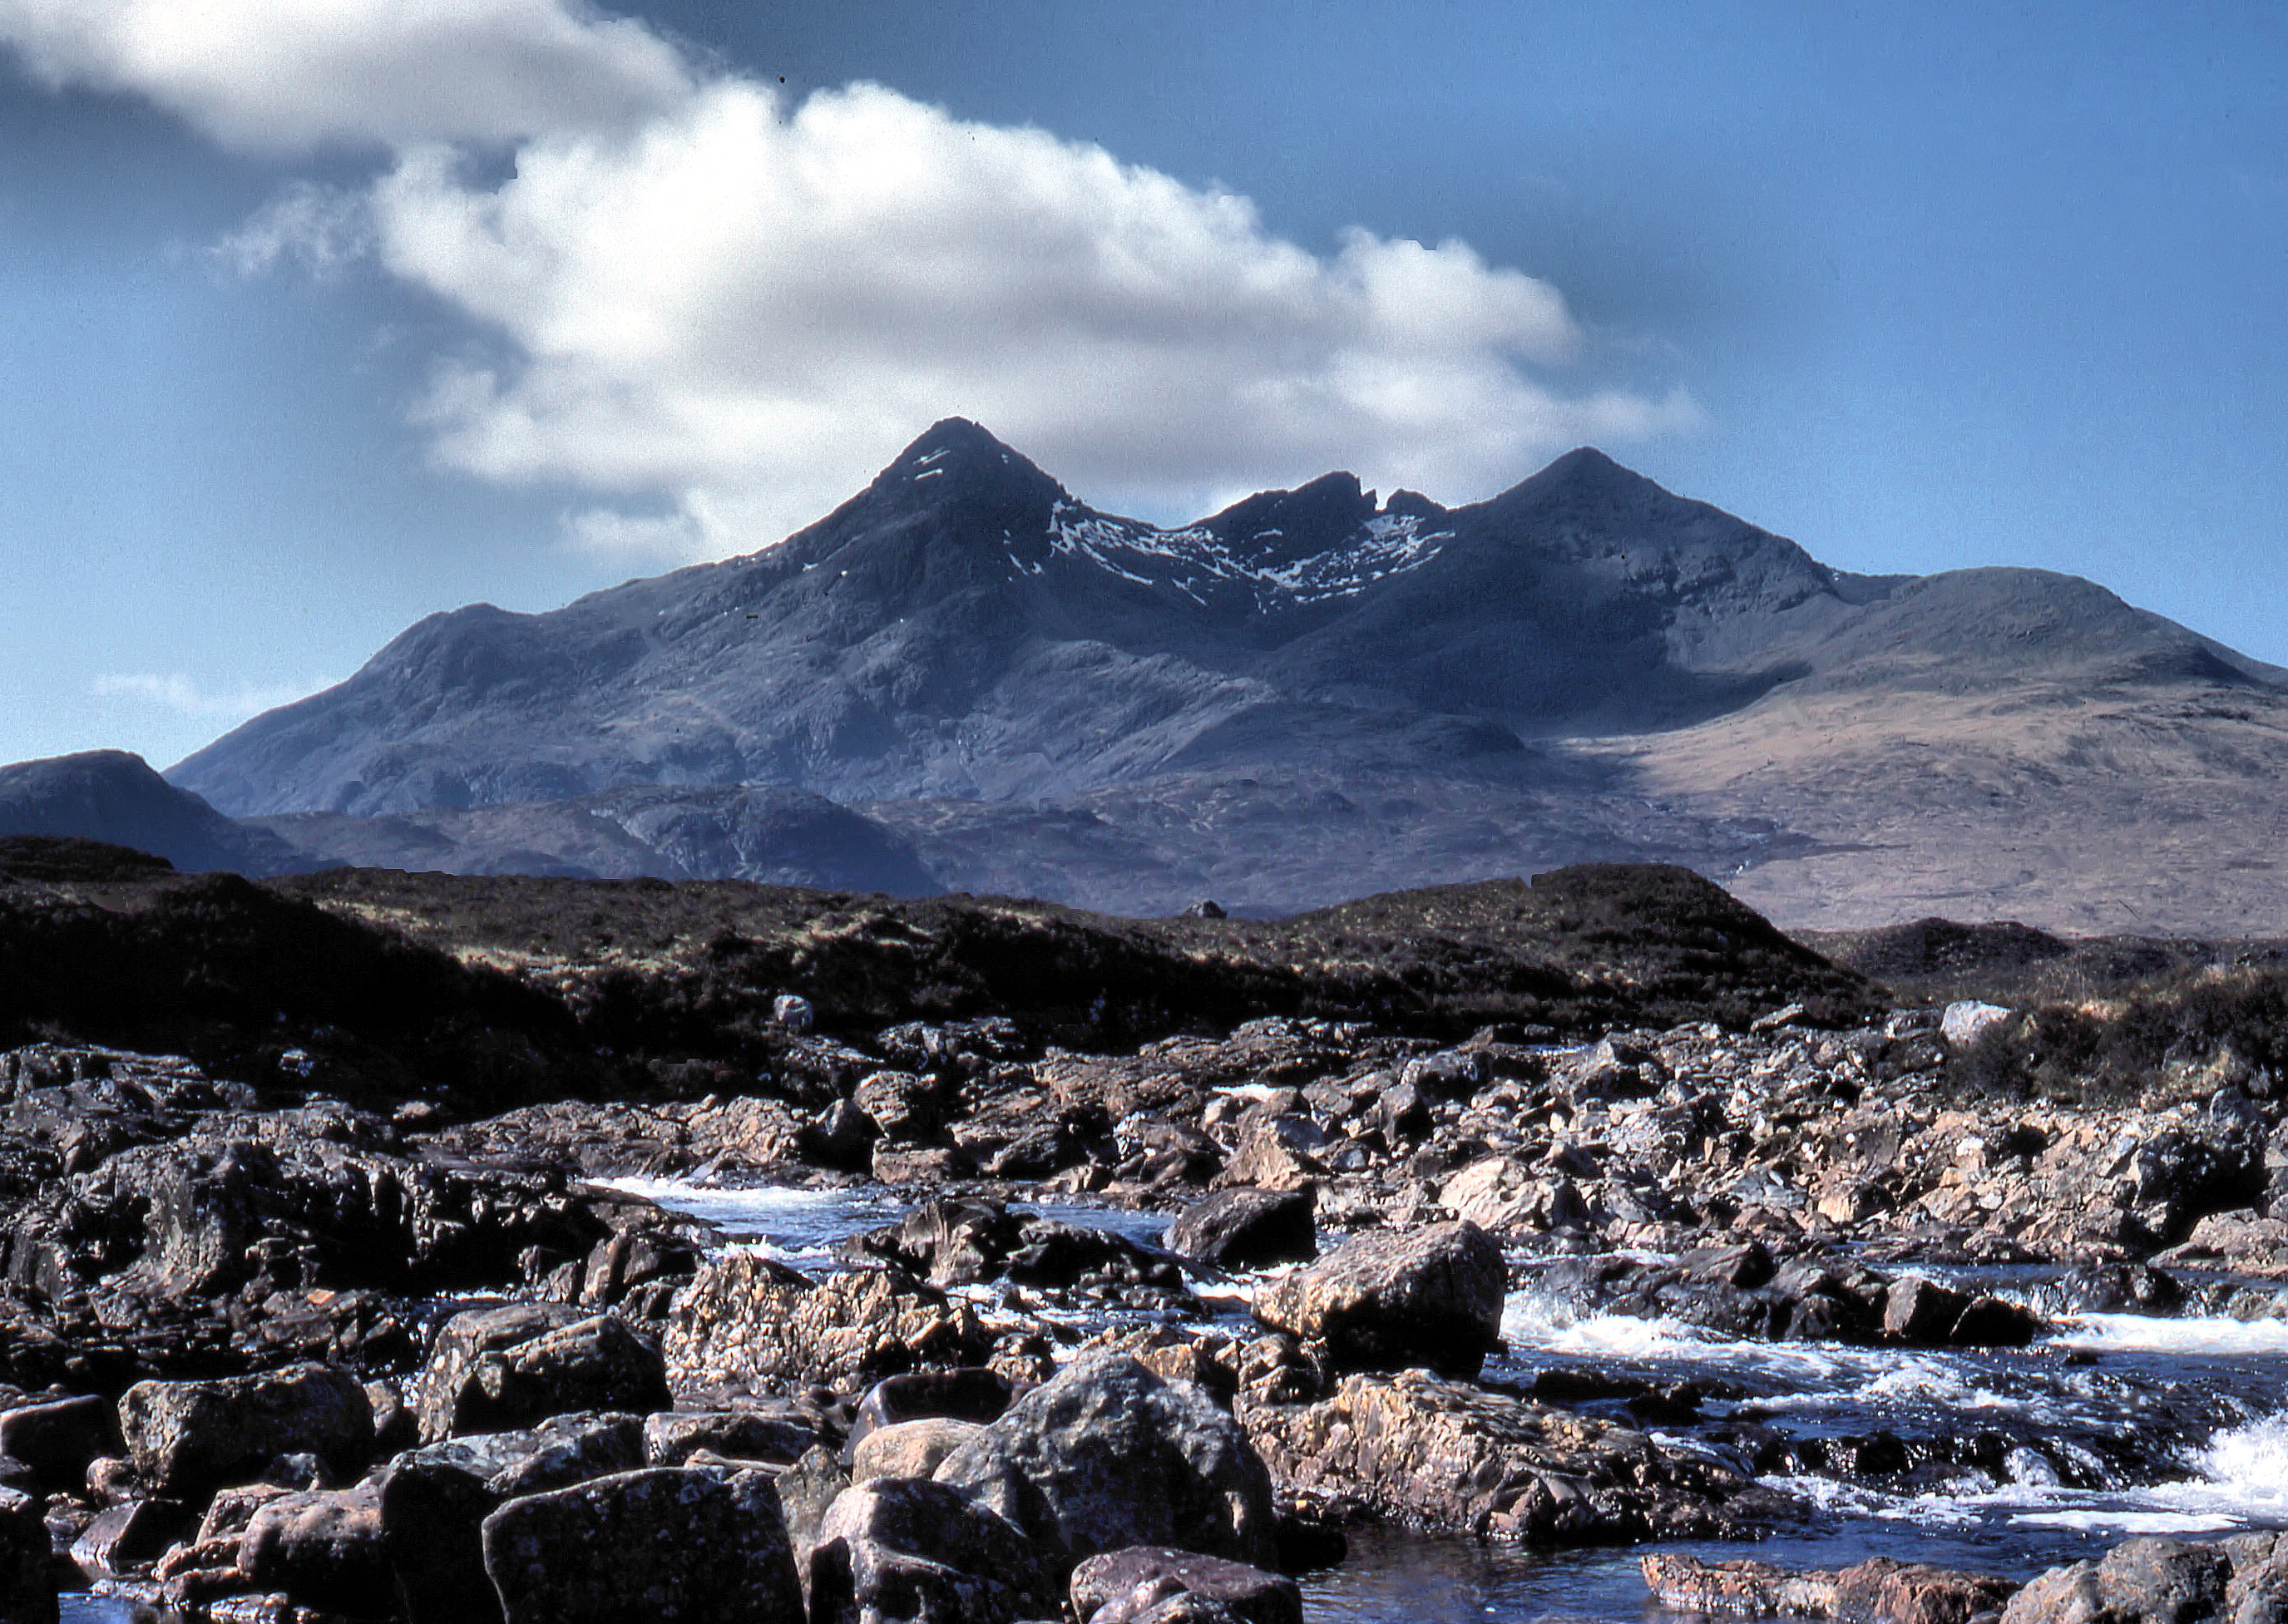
[100,422,2288,930]
[0,751,306,876]
[170,424,1868,817]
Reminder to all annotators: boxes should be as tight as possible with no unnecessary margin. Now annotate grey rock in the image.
[70,1496,186,1582]
[408,1306,667,1441]
[1070,1547,1302,1624]
[843,1369,1013,1467]
[808,1476,1050,1624]
[2000,1537,2229,1623]
[848,1418,981,1483]
[377,1412,645,1624]
[237,1479,387,1612]
[664,1256,992,1394]
[1253,1220,1505,1378]
[481,1465,803,1624]
[934,1351,1277,1577]
[1167,1189,1317,1271]
[642,1409,816,1468]
[774,1445,851,1612]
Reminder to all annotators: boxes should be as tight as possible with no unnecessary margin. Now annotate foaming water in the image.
[1764,1415,2288,1540]
[591,1190,2288,1620]
[601,1177,907,1265]
[606,1175,1170,1266]
[2053,1313,2288,1355]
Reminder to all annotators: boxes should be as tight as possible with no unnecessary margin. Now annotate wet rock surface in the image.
[0,939,2281,1622]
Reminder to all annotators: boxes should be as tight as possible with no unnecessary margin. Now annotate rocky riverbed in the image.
[1,987,2286,1622]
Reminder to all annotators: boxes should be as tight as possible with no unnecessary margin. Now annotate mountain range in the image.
[13,420,2288,931]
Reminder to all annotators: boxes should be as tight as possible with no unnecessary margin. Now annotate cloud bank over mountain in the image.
[0,0,1693,557]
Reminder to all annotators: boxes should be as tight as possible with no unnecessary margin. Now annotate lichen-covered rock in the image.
[664,1257,991,1394]
[1642,1552,2017,1623]
[1070,1546,1302,1624]
[1242,1370,1787,1545]
[1253,1221,1504,1378]
[481,1465,803,1624]
[118,1363,373,1500]
[808,1476,1050,1624]
[408,1306,666,1441]
[934,1351,1276,1577]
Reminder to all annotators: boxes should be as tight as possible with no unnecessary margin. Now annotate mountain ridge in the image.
[27,418,2280,934]
[168,421,2003,818]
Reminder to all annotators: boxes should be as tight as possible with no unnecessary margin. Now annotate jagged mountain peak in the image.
[1494,445,1685,515]
[867,417,1067,511]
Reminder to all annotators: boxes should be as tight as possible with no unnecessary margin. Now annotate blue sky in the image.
[1,0,2283,770]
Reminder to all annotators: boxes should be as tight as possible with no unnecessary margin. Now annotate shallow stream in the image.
[625,1177,2288,1621]
[66,1177,2288,1622]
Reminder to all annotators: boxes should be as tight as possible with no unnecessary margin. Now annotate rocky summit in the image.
[0,854,2275,1618]
[8,419,2252,931]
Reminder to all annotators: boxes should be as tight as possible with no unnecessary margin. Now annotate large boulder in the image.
[237,1479,388,1612]
[933,1351,1276,1577]
[118,1363,373,1499]
[841,1198,1184,1293]
[1167,1190,1316,1271]
[1253,1221,1505,1378]
[480,1465,803,1624]
[377,1412,645,1624]
[664,1256,992,1394]
[808,1477,1051,1624]
[408,1306,667,1441]
[1243,1370,1787,1545]
[1071,1547,1301,1624]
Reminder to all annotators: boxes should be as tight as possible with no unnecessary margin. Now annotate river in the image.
[66,1177,2288,1622]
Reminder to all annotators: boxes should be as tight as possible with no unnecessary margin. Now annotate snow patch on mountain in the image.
[1045,501,1452,605]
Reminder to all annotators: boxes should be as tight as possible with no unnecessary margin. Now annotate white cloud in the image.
[374,78,1697,548]
[2,0,1699,552]
[210,181,373,279]
[0,0,690,151]
[562,503,708,565]
[92,672,317,722]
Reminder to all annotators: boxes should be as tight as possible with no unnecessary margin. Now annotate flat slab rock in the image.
[1242,1370,1790,1544]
